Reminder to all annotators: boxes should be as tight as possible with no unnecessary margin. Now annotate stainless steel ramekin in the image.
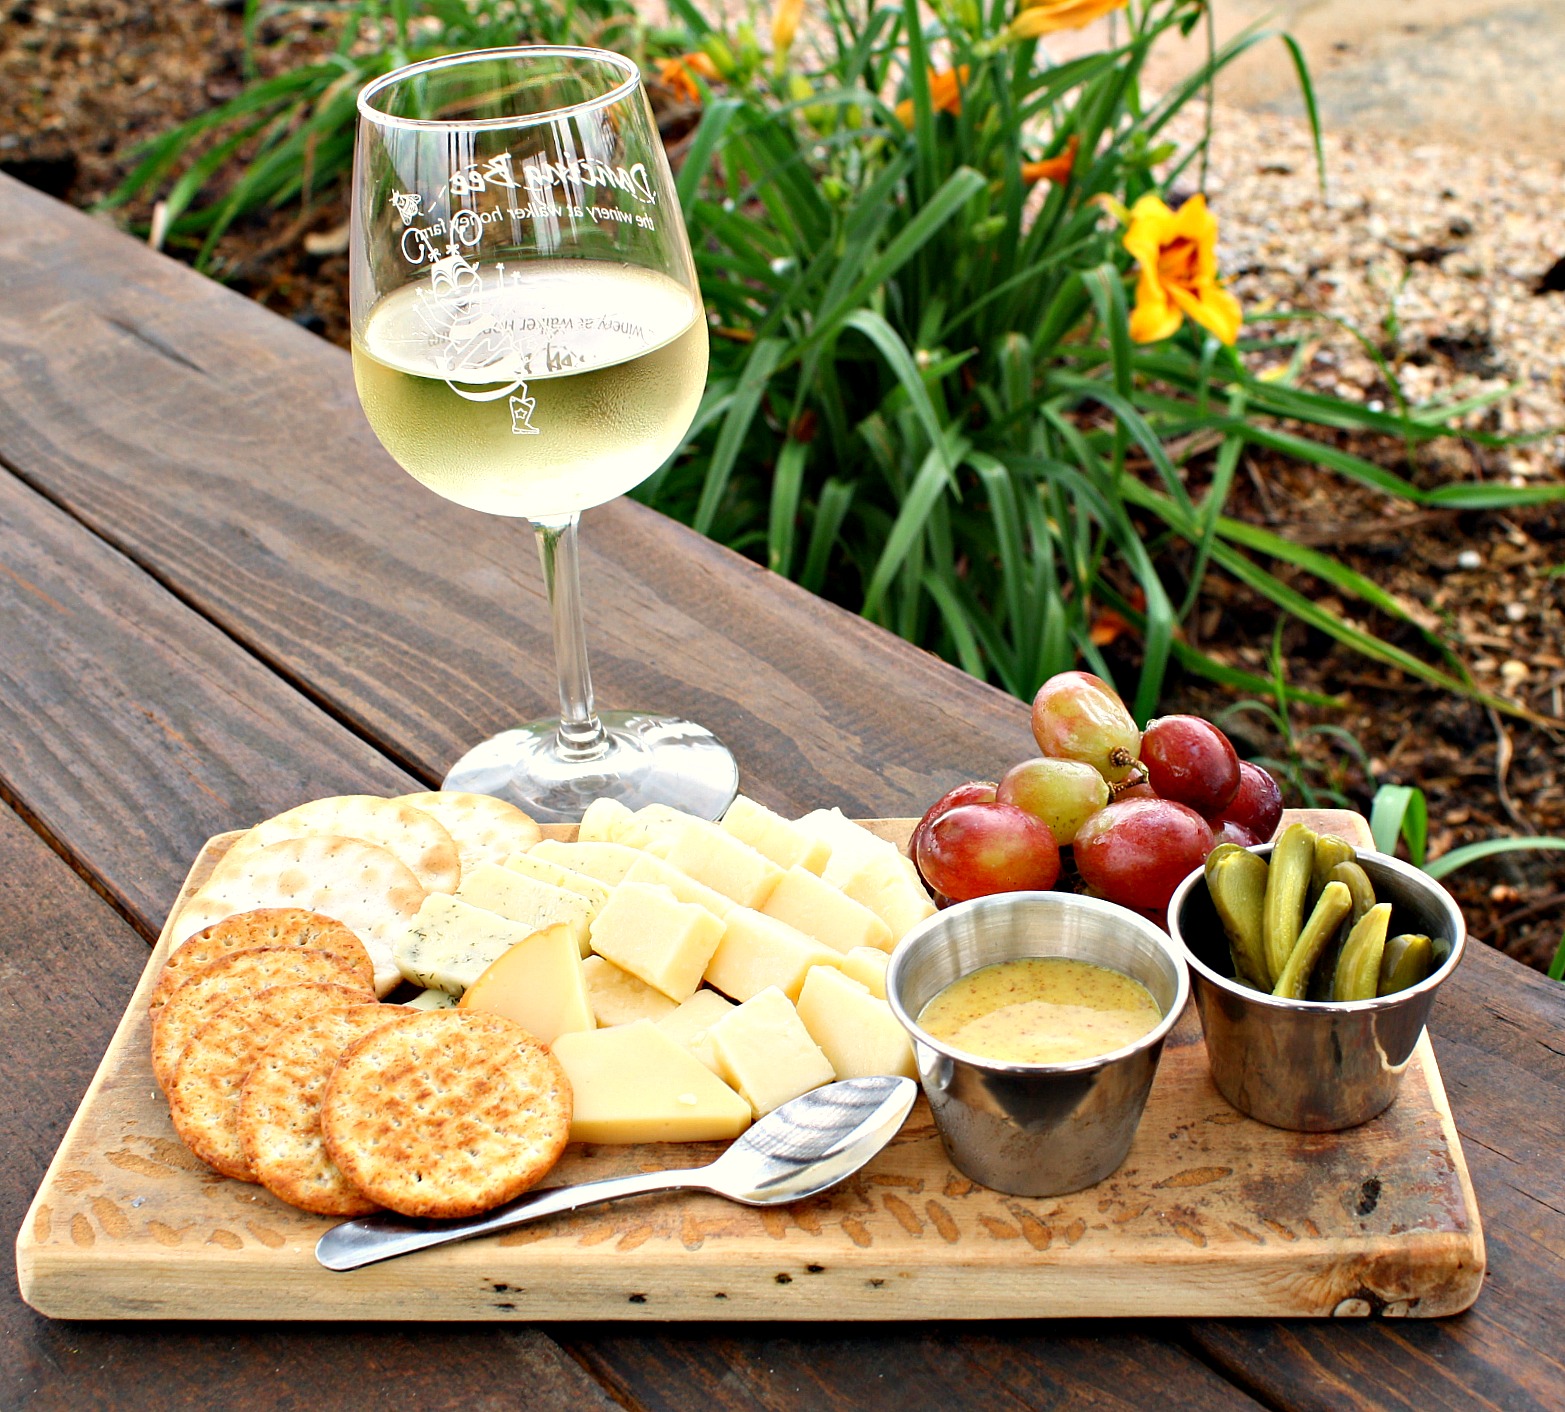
[885,892,1188,1197]
[1168,844,1466,1132]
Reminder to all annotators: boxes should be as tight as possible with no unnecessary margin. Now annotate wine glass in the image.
[351,46,738,823]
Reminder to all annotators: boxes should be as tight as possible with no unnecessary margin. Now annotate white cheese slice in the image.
[656,989,736,1075]
[552,1021,752,1144]
[403,986,459,1011]
[456,862,595,956]
[795,808,902,888]
[720,795,832,874]
[582,955,678,1025]
[761,866,894,954]
[665,820,784,908]
[622,853,735,918]
[840,946,890,1000]
[708,985,836,1117]
[589,882,724,1002]
[837,851,936,944]
[529,839,643,886]
[796,966,916,1080]
[704,907,844,1003]
[499,851,611,913]
[393,894,535,995]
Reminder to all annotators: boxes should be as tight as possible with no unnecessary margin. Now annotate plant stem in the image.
[534,515,609,761]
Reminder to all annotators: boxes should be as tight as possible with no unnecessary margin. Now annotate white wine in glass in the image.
[352,46,738,822]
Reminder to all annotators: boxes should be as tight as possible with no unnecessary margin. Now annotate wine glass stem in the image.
[533,514,609,762]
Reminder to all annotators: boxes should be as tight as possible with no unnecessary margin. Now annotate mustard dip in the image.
[917,957,1162,1064]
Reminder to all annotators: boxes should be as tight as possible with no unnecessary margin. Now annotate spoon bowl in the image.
[316,1075,917,1271]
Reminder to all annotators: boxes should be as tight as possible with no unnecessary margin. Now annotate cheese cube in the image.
[458,922,595,1045]
[622,853,734,918]
[704,908,844,1003]
[394,895,535,995]
[529,840,643,886]
[578,797,636,845]
[838,852,936,944]
[630,804,701,857]
[796,966,916,1081]
[656,989,736,1074]
[708,986,835,1117]
[589,882,724,1001]
[796,808,901,888]
[761,866,893,954]
[840,946,890,1000]
[456,862,594,956]
[665,821,784,908]
[582,955,676,1025]
[721,795,832,875]
[579,798,694,854]
[404,986,458,1011]
[500,852,610,913]
[552,1022,752,1144]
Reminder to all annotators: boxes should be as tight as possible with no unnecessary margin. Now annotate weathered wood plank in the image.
[0,173,1030,820]
[0,801,617,1412]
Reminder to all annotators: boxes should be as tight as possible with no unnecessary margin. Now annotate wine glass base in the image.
[442,712,739,824]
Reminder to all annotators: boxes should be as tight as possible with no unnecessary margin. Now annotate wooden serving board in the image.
[17,811,1484,1321]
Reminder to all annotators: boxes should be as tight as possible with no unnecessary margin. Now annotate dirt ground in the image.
[3,0,1562,971]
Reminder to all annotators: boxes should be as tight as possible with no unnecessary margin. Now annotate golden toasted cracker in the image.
[218,795,460,894]
[394,791,542,880]
[168,983,372,1181]
[151,947,374,1092]
[169,835,424,996]
[320,1010,571,1219]
[150,909,370,1017]
[238,1004,401,1215]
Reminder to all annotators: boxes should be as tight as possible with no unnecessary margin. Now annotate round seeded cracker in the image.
[150,908,371,1017]
[393,791,542,879]
[169,835,425,997]
[238,1004,402,1216]
[151,947,375,1092]
[321,1010,571,1219]
[168,983,374,1181]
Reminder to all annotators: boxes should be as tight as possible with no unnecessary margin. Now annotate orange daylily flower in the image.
[1121,193,1243,346]
[1021,134,1080,186]
[772,0,805,60]
[1007,0,1130,41]
[657,52,720,107]
[894,65,969,128]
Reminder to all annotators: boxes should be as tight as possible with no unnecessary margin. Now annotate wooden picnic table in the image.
[0,171,1561,1410]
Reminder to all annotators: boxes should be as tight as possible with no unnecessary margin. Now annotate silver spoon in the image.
[316,1074,917,1271]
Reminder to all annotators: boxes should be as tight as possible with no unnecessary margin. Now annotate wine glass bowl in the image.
[351,47,737,822]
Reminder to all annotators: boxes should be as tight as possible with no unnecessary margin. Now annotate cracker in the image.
[167,983,373,1181]
[393,791,542,880]
[169,835,425,997]
[218,795,460,895]
[151,947,374,1092]
[320,1010,571,1219]
[150,908,371,1017]
[238,1004,401,1215]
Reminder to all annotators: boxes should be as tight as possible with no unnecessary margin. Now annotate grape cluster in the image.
[913,672,1283,923]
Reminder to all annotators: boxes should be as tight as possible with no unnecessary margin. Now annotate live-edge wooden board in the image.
[17,814,1484,1322]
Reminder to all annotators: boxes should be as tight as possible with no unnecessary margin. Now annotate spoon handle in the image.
[316,1165,710,1271]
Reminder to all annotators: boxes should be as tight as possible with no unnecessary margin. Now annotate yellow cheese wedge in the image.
[552,1022,752,1144]
[720,795,832,875]
[622,853,735,918]
[840,946,890,1000]
[795,808,901,888]
[456,862,594,956]
[529,839,643,886]
[589,882,725,1002]
[499,851,611,913]
[665,821,785,909]
[838,852,936,944]
[656,988,736,1074]
[582,955,677,1025]
[796,966,916,1081]
[704,907,844,1003]
[760,866,894,954]
[457,922,595,1046]
[708,985,836,1117]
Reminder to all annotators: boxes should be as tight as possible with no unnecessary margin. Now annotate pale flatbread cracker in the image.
[217,795,460,894]
[171,836,424,996]
[394,791,542,879]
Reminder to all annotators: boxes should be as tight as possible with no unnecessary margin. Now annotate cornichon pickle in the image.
[1310,835,1357,906]
[1204,842,1248,878]
[1378,933,1434,996]
[1208,848,1270,989]
[1331,902,1392,1002]
[1327,860,1377,925]
[1263,823,1317,986]
[1272,880,1353,1000]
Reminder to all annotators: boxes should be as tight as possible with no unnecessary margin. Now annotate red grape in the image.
[1206,761,1284,843]
[1030,671,1141,783]
[1073,798,1214,911]
[1211,819,1262,849]
[996,757,1110,846]
[915,803,1061,901]
[1139,715,1240,815]
[909,781,997,885]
